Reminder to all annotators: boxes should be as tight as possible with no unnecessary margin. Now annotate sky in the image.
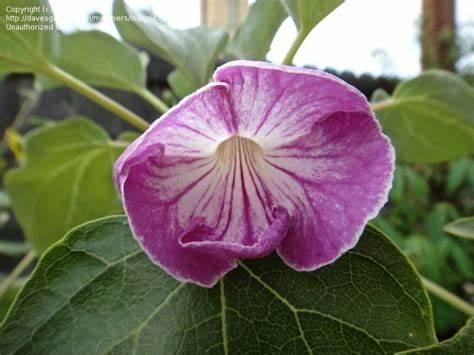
[49,0,474,79]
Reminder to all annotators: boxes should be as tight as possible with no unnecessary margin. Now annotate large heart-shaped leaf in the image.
[0,216,437,354]
[113,0,228,89]
[0,276,26,322]
[226,0,287,60]
[4,118,125,253]
[399,317,474,354]
[38,31,146,93]
[281,0,343,34]
[0,0,58,73]
[373,70,474,163]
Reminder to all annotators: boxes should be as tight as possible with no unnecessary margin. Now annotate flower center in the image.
[215,136,263,166]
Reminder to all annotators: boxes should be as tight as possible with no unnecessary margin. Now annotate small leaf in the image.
[0,241,31,257]
[449,241,474,278]
[113,0,228,89]
[281,0,343,33]
[398,317,474,354]
[404,167,430,203]
[443,217,474,240]
[371,88,391,103]
[446,159,470,195]
[167,69,195,98]
[227,0,287,60]
[374,70,474,163]
[37,30,146,92]
[0,217,437,354]
[425,203,457,242]
[0,0,58,73]
[4,117,125,253]
[117,131,140,143]
[389,166,405,204]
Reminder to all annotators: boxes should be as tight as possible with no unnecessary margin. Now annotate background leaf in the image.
[446,159,471,196]
[399,317,474,354]
[0,217,437,354]
[371,87,391,103]
[374,70,474,163]
[281,0,343,34]
[4,118,125,253]
[37,30,146,92]
[443,217,474,240]
[0,0,57,73]
[167,69,195,99]
[113,0,228,89]
[226,0,287,60]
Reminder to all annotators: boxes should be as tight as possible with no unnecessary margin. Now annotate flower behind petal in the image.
[114,61,394,287]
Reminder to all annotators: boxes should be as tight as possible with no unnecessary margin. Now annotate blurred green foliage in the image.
[374,158,474,335]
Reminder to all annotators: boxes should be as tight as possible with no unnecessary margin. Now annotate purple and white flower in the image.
[114,61,395,287]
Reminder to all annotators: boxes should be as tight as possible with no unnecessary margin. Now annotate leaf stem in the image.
[137,87,169,113]
[282,29,309,65]
[371,99,394,112]
[0,250,36,298]
[42,64,150,132]
[421,276,474,317]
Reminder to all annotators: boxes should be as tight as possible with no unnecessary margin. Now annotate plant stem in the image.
[282,29,309,65]
[42,64,150,132]
[137,87,169,113]
[0,250,36,298]
[421,276,474,317]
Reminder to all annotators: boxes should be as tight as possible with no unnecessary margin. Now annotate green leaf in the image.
[399,317,474,354]
[0,217,437,354]
[0,0,58,73]
[113,0,228,89]
[446,159,470,195]
[117,131,140,143]
[227,0,287,60]
[404,166,430,203]
[38,30,146,92]
[0,241,31,257]
[449,241,474,278]
[371,88,391,103]
[281,0,343,33]
[389,166,405,204]
[374,70,474,163]
[167,69,195,99]
[443,217,474,240]
[425,203,457,242]
[4,117,125,253]
[0,276,27,322]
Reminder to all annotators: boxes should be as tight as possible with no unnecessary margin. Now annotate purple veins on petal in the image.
[114,60,395,287]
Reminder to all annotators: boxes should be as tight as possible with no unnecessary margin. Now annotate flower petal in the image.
[116,61,394,287]
[269,111,394,270]
[215,61,394,270]
[214,61,369,147]
[115,83,291,287]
